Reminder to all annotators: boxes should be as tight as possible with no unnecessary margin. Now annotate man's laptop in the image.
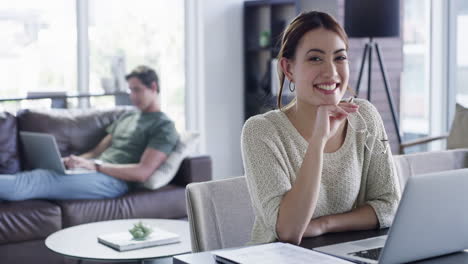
[20,131,95,175]
[315,168,468,264]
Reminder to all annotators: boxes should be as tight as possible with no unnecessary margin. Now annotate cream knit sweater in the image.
[241,98,401,244]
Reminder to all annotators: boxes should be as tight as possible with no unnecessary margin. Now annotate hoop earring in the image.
[288,81,295,92]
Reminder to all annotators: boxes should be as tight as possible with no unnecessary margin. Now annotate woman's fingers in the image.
[338,102,359,113]
[318,105,346,118]
[329,105,349,118]
[338,102,359,109]
[314,103,357,140]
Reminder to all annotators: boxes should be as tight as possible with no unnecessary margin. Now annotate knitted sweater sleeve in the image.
[359,101,402,228]
[241,116,291,239]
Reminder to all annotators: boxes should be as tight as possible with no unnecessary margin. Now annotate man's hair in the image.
[125,65,160,93]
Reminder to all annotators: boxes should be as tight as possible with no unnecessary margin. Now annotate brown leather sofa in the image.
[0,108,212,264]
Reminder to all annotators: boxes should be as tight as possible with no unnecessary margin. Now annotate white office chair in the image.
[185,176,255,252]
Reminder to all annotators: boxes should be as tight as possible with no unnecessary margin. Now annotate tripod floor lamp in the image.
[345,0,402,145]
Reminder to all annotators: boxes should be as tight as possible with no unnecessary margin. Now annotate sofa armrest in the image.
[399,133,449,153]
[170,155,212,186]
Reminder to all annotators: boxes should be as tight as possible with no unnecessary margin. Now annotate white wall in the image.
[187,0,245,179]
[187,0,340,179]
[298,0,338,18]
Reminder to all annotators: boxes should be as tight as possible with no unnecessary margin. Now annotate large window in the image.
[454,0,468,106]
[401,0,431,151]
[401,0,468,152]
[0,0,76,99]
[0,0,185,130]
[88,0,185,130]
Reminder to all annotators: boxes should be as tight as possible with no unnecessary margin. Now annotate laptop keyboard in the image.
[348,247,383,260]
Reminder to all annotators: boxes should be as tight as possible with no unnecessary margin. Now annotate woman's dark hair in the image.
[276,11,349,109]
[125,65,160,93]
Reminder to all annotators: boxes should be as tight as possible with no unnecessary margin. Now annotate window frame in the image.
[428,0,450,150]
[76,0,90,108]
[402,0,461,151]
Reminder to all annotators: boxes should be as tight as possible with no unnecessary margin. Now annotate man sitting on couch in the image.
[0,65,179,201]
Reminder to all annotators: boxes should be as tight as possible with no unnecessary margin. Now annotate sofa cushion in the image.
[0,200,61,244]
[56,184,186,228]
[16,107,134,159]
[0,112,20,174]
[143,131,200,190]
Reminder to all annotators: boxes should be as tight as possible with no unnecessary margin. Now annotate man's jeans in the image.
[0,169,128,201]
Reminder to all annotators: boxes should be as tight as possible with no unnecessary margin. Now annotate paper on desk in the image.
[213,242,352,264]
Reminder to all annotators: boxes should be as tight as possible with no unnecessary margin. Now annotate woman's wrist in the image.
[305,216,330,237]
[318,215,331,234]
[307,138,326,151]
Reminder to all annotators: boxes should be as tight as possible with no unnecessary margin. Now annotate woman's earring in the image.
[288,80,295,92]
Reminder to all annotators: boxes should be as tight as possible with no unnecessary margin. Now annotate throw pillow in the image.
[447,103,468,149]
[142,131,200,190]
[0,112,21,174]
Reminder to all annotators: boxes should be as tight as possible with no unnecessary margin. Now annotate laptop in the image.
[20,131,95,175]
[315,168,468,264]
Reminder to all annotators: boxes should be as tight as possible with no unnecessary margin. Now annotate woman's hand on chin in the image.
[309,100,359,142]
[311,105,348,141]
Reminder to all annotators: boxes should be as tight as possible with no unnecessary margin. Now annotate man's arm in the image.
[79,134,113,159]
[67,147,168,183]
[63,134,112,167]
[96,148,168,182]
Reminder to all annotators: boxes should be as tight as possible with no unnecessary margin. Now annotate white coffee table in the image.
[45,219,191,263]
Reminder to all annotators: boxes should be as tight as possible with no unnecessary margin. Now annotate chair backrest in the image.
[447,103,468,149]
[186,176,255,252]
[393,149,468,191]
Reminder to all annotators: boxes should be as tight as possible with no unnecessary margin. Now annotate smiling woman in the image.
[279,28,349,108]
[241,11,401,245]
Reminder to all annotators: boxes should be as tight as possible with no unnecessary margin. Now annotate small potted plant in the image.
[129,221,153,240]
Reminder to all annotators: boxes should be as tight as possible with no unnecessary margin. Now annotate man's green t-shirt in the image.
[98,111,179,164]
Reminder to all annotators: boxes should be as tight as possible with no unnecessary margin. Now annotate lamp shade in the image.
[345,0,400,38]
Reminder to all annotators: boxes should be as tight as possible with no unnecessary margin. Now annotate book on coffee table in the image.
[98,227,180,251]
